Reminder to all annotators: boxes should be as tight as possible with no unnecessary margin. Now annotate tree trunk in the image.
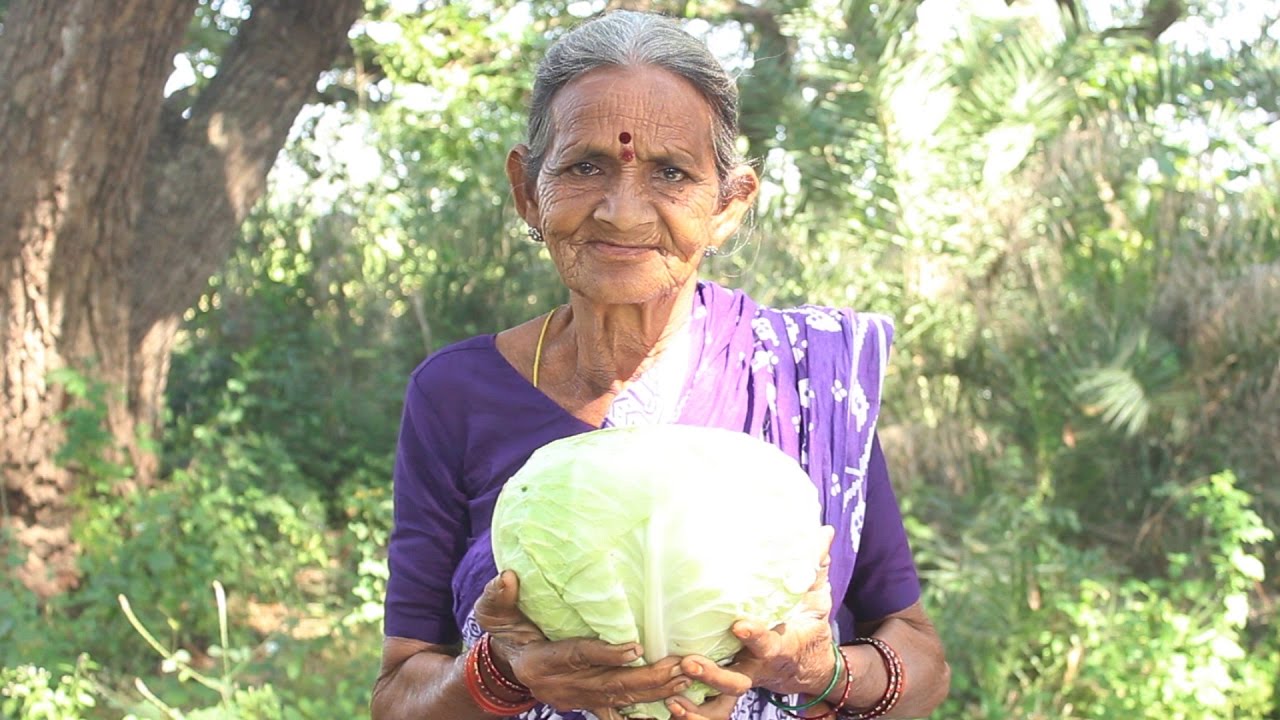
[0,0,362,598]
[0,0,196,599]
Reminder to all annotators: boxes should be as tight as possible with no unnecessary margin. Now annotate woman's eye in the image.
[659,167,688,182]
[570,162,601,176]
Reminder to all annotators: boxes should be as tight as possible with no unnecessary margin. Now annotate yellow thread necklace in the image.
[532,306,561,389]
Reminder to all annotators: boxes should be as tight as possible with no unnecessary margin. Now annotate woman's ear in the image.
[506,145,540,227]
[709,165,760,246]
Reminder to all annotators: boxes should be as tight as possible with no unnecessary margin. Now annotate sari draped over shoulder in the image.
[453,282,894,720]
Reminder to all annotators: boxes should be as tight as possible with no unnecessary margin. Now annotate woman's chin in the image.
[568,275,689,308]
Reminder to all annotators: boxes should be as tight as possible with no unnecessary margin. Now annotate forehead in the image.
[548,65,715,152]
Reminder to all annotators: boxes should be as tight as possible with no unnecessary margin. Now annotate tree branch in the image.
[1006,0,1080,28]
[1100,0,1185,43]
[130,0,363,343]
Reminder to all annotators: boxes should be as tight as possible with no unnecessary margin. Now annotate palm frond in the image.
[1072,324,1184,437]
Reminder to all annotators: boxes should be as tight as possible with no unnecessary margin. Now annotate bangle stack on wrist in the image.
[837,636,905,719]
[764,637,904,720]
[464,633,538,715]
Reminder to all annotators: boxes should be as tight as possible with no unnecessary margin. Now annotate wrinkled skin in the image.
[475,571,693,716]
[502,63,758,420]
[507,64,757,308]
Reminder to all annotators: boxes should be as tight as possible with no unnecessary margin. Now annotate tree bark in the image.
[0,0,362,598]
[0,0,196,598]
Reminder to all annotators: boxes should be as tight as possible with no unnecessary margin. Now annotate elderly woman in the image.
[371,10,949,720]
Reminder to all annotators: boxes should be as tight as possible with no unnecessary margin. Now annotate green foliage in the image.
[166,206,410,506]
[169,0,250,107]
[6,1,1279,718]
[335,481,393,628]
[49,366,134,492]
[921,471,1275,719]
[13,581,378,720]
[107,581,345,720]
[0,541,43,668]
[1,657,98,720]
[734,2,1278,717]
[351,1,570,341]
[51,426,331,678]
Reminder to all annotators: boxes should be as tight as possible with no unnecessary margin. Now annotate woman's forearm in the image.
[845,606,950,718]
[370,647,496,720]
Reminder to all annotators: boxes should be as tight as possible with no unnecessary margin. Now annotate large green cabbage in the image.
[492,425,823,719]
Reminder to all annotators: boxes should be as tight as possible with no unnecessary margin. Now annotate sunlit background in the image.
[3,0,1278,718]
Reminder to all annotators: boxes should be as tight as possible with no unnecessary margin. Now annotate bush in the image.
[57,427,332,677]
[920,471,1276,719]
[1,658,98,720]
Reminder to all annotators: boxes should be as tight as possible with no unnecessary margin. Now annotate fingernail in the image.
[669,664,685,678]
[667,700,686,717]
[624,646,641,661]
[674,680,691,692]
[687,661,703,676]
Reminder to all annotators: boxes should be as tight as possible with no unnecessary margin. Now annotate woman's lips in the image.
[587,242,660,258]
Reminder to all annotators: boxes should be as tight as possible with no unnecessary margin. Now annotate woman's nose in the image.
[593,174,656,231]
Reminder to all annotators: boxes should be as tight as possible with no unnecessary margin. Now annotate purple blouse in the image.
[384,282,921,719]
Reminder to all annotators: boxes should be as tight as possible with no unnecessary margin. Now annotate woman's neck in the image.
[559,284,696,395]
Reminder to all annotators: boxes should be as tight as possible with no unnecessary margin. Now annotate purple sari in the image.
[386,282,910,720]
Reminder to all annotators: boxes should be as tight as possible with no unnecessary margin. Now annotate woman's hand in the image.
[678,526,839,699]
[474,571,692,713]
[662,691,741,719]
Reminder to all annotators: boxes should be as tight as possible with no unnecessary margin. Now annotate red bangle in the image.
[479,634,533,697]
[833,648,856,711]
[464,637,538,715]
[835,637,904,720]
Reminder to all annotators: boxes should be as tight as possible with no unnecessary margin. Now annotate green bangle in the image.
[764,639,844,712]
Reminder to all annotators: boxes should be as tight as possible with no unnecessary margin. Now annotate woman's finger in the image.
[524,654,690,709]
[818,524,835,566]
[543,669,691,711]
[590,656,689,697]
[732,619,783,659]
[540,636,647,670]
[665,692,740,720]
[814,525,834,582]
[679,655,753,696]
[801,570,834,615]
[473,571,525,628]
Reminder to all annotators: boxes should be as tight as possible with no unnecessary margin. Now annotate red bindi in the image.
[618,131,635,161]
[618,131,632,144]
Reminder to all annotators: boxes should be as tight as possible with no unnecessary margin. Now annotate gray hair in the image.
[525,10,742,186]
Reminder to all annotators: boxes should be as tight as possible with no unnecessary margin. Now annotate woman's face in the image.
[509,65,756,307]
